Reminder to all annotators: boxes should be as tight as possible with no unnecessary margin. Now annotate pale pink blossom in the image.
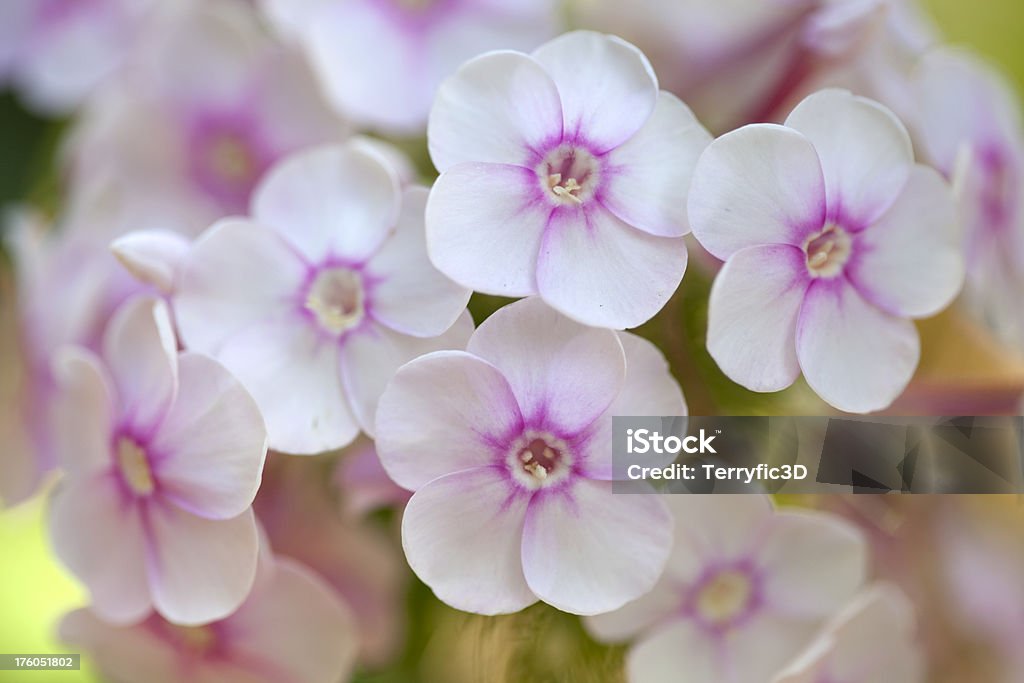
[426,30,710,328]
[49,296,267,625]
[173,143,473,454]
[333,438,412,517]
[260,0,558,134]
[689,88,964,413]
[61,555,357,683]
[376,297,686,615]
[586,496,868,683]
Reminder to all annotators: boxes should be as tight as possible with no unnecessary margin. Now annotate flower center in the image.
[803,223,852,277]
[693,569,755,628]
[305,267,365,335]
[537,145,601,206]
[507,431,574,489]
[117,436,155,497]
[208,133,257,186]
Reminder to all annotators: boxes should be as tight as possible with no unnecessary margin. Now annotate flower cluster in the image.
[1,0,1022,681]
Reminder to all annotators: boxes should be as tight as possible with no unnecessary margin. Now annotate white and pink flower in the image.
[586,495,868,683]
[61,555,357,683]
[426,30,711,329]
[689,88,964,413]
[259,0,558,134]
[376,297,686,615]
[173,143,473,454]
[48,296,268,625]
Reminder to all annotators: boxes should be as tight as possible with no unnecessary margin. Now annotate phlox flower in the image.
[586,496,867,683]
[0,0,154,114]
[61,555,357,683]
[688,88,964,413]
[259,0,557,134]
[173,142,473,454]
[48,296,267,625]
[376,297,686,615]
[771,584,923,683]
[333,438,412,517]
[67,0,349,234]
[425,30,711,329]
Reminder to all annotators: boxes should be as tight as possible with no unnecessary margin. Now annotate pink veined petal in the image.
[173,218,307,355]
[216,317,359,455]
[401,467,536,615]
[110,230,191,294]
[428,50,564,170]
[50,347,115,475]
[707,245,810,393]
[146,505,259,626]
[339,313,474,436]
[847,166,964,318]
[531,31,658,152]
[759,510,868,620]
[467,297,626,434]
[785,89,914,228]
[665,495,775,567]
[365,186,473,337]
[150,353,267,521]
[796,280,920,413]
[626,620,719,683]
[59,610,182,683]
[102,296,178,434]
[521,479,672,615]
[49,473,152,625]
[227,559,358,683]
[251,143,401,263]
[425,162,550,297]
[536,206,688,329]
[687,123,827,261]
[584,577,682,643]
[602,92,712,237]
[375,350,523,491]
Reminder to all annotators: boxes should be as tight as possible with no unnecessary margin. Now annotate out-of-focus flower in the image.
[771,584,924,683]
[333,438,412,518]
[259,0,558,135]
[173,143,473,454]
[689,88,964,413]
[67,0,349,234]
[912,48,1024,348]
[376,297,685,615]
[49,296,267,625]
[0,0,154,114]
[61,554,357,683]
[255,453,409,667]
[586,496,867,683]
[426,30,709,329]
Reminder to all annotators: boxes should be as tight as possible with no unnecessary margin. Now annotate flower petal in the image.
[584,578,681,643]
[402,467,535,615]
[785,89,914,228]
[759,510,868,620]
[50,473,152,625]
[150,353,267,520]
[626,620,718,683]
[110,230,191,294]
[339,313,474,436]
[796,280,919,413]
[102,296,178,434]
[666,495,774,564]
[847,166,964,318]
[59,610,182,683]
[536,207,688,329]
[251,144,401,263]
[708,245,810,393]
[467,297,625,433]
[725,612,822,683]
[365,186,472,337]
[216,317,359,455]
[147,505,259,626]
[173,219,307,354]
[601,92,711,237]
[425,163,549,297]
[531,31,657,152]
[51,347,115,475]
[376,351,523,491]
[688,123,826,260]
[521,479,671,615]
[428,51,564,170]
